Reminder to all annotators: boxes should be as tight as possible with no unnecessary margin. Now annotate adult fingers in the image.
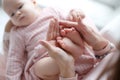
[47,18,60,41]
[54,18,60,37]
[47,19,54,41]
[40,40,55,51]
[59,17,83,33]
[59,20,78,28]
[51,18,58,40]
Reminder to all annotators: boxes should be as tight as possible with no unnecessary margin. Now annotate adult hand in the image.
[42,18,75,78]
[59,18,108,51]
[40,40,75,78]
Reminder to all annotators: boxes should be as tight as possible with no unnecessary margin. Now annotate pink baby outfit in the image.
[6,7,66,80]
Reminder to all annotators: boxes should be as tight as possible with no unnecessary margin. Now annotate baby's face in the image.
[3,0,39,27]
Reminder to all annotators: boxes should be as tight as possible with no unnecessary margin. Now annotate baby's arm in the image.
[3,20,13,58]
[6,30,25,80]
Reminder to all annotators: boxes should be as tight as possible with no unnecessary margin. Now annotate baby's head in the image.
[2,0,40,27]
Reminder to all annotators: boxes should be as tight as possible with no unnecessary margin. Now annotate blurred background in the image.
[0,0,120,53]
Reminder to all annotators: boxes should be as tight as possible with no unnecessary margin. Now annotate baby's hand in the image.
[67,9,85,22]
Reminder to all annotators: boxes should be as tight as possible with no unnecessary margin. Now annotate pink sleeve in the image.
[6,30,25,80]
[0,54,6,80]
[94,41,115,59]
[59,74,78,80]
[94,41,115,55]
[3,32,10,59]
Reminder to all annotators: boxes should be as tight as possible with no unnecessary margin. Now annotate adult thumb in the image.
[40,40,54,51]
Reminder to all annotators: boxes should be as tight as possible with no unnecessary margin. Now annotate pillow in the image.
[100,15,120,46]
[97,0,120,9]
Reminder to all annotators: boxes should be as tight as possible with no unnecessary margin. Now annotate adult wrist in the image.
[93,40,108,51]
[94,41,115,59]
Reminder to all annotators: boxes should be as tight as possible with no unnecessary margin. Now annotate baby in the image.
[2,0,84,80]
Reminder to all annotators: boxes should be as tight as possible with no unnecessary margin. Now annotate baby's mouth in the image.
[19,16,25,21]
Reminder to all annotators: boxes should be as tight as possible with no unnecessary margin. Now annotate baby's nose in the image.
[16,10,22,16]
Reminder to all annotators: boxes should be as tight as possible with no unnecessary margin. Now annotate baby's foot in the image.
[57,37,83,59]
[60,27,84,48]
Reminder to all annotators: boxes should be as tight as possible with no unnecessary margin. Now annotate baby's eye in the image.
[11,13,15,17]
[18,5,23,9]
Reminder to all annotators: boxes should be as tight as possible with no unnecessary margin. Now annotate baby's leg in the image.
[34,57,59,80]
